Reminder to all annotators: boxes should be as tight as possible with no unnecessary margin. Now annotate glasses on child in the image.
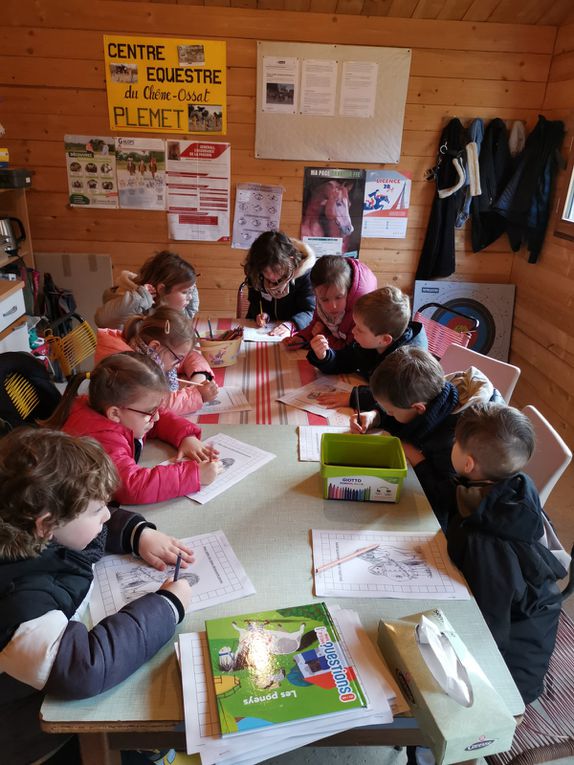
[122,404,162,423]
[162,344,186,367]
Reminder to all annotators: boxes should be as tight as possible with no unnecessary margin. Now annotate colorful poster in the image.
[115,136,166,210]
[362,170,412,239]
[64,135,118,208]
[301,168,365,258]
[166,140,230,241]
[103,35,226,134]
[232,183,283,249]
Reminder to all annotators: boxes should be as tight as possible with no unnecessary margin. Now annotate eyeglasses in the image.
[162,344,186,366]
[122,404,162,423]
[261,265,293,289]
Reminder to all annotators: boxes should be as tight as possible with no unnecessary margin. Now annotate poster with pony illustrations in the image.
[301,167,365,258]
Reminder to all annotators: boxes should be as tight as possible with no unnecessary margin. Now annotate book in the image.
[204,602,368,736]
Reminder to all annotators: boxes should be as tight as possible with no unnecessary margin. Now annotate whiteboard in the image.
[255,41,411,164]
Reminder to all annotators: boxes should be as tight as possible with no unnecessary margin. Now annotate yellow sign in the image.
[103,35,226,135]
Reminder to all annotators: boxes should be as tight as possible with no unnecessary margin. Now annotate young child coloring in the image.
[283,254,377,351]
[95,306,218,415]
[308,285,427,411]
[95,250,200,330]
[243,230,316,338]
[0,428,193,765]
[447,403,568,704]
[43,353,221,505]
[351,347,503,528]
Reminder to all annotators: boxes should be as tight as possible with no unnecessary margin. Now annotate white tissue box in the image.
[378,608,516,764]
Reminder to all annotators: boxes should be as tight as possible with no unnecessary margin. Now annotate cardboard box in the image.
[320,433,407,503]
[378,608,516,763]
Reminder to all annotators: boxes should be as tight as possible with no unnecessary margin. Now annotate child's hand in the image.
[401,441,425,467]
[144,283,157,297]
[177,436,220,463]
[159,578,192,611]
[310,334,329,360]
[199,379,219,402]
[350,409,379,434]
[316,390,350,409]
[199,459,223,485]
[138,529,194,572]
[256,313,270,328]
[311,321,326,337]
[269,322,292,337]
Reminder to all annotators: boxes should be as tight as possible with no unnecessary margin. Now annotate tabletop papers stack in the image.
[178,602,401,765]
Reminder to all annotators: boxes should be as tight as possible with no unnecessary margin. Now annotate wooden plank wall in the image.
[509,21,574,446]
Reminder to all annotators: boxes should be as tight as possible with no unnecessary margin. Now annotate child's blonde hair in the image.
[370,347,445,407]
[455,402,535,480]
[123,306,194,348]
[310,256,352,293]
[0,428,118,557]
[354,286,410,339]
[41,353,169,430]
[135,250,197,294]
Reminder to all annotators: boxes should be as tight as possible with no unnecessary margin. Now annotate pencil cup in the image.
[198,334,242,368]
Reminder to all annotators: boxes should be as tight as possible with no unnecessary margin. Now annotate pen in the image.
[354,387,363,433]
[174,552,182,582]
[315,543,379,574]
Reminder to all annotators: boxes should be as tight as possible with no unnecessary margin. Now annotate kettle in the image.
[0,217,26,257]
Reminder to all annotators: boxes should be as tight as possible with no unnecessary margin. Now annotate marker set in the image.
[327,483,371,501]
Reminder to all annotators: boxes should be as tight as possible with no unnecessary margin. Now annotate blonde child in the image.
[283,255,377,351]
[95,306,218,415]
[95,250,200,330]
[0,428,193,764]
[42,353,221,505]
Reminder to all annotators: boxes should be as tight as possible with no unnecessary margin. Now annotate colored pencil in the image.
[173,552,182,581]
[354,387,363,433]
[315,543,380,573]
[207,318,214,339]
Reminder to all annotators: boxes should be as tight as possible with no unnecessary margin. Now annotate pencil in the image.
[354,387,363,433]
[315,543,379,574]
[207,318,214,339]
[174,552,182,581]
[177,377,203,386]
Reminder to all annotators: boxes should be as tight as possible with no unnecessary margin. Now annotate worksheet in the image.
[190,388,251,416]
[242,325,284,343]
[312,529,470,600]
[277,377,354,426]
[89,530,255,625]
[297,425,348,461]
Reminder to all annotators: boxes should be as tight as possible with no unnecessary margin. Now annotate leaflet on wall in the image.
[300,59,337,116]
[302,237,343,256]
[339,61,378,119]
[232,183,284,249]
[65,135,118,208]
[362,170,412,239]
[115,136,166,210]
[166,140,230,241]
[262,56,299,113]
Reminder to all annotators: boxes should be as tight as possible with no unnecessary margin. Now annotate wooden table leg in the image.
[78,733,121,765]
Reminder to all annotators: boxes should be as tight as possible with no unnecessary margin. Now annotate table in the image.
[41,426,524,765]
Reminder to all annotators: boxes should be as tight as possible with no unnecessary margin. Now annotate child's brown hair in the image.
[135,250,197,293]
[354,286,410,339]
[455,402,535,480]
[0,428,118,557]
[123,306,194,348]
[41,353,169,430]
[370,347,445,408]
[310,256,352,293]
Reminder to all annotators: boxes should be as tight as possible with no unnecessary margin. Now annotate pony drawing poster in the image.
[301,167,365,258]
[362,170,412,239]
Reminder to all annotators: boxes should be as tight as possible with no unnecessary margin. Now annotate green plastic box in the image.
[320,433,407,503]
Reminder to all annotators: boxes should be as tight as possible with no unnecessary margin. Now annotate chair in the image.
[521,405,572,508]
[413,302,479,360]
[440,343,521,402]
[41,312,96,380]
[0,351,62,431]
[236,281,250,319]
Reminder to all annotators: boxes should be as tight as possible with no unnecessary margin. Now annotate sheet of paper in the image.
[300,58,337,116]
[187,433,275,504]
[89,530,255,625]
[65,134,118,208]
[191,388,251,416]
[232,183,283,249]
[339,61,378,118]
[298,425,349,461]
[242,325,284,343]
[312,529,470,600]
[262,56,299,113]
[301,236,342,256]
[362,169,412,239]
[277,377,353,426]
[116,136,166,210]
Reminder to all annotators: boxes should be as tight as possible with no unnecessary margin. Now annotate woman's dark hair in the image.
[243,231,302,287]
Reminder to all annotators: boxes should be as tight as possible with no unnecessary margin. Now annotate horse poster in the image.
[301,167,365,258]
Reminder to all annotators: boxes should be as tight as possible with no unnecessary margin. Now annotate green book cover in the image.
[205,602,368,736]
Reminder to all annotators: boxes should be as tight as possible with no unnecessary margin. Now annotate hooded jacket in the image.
[446,473,567,704]
[62,397,202,505]
[0,507,182,764]
[94,329,214,415]
[294,258,378,350]
[245,239,316,330]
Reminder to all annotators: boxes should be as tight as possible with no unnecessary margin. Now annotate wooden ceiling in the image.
[142,0,574,25]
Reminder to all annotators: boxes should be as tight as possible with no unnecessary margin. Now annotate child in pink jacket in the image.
[43,353,222,505]
[94,306,217,415]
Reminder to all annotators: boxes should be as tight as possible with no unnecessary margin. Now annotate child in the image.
[243,230,316,337]
[351,347,502,527]
[283,255,377,351]
[0,428,193,764]
[307,286,427,411]
[95,306,218,415]
[42,353,221,505]
[95,250,200,330]
[447,403,568,704]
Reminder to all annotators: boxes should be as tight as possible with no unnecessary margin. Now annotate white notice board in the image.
[255,41,411,163]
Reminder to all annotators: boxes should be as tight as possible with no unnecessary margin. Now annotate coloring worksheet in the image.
[312,529,470,600]
[190,387,251,417]
[277,378,354,426]
[188,433,276,504]
[298,425,348,461]
[89,530,255,625]
[242,325,284,343]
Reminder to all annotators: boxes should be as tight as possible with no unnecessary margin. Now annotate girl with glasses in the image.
[42,353,222,505]
[94,307,218,415]
[242,231,317,338]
